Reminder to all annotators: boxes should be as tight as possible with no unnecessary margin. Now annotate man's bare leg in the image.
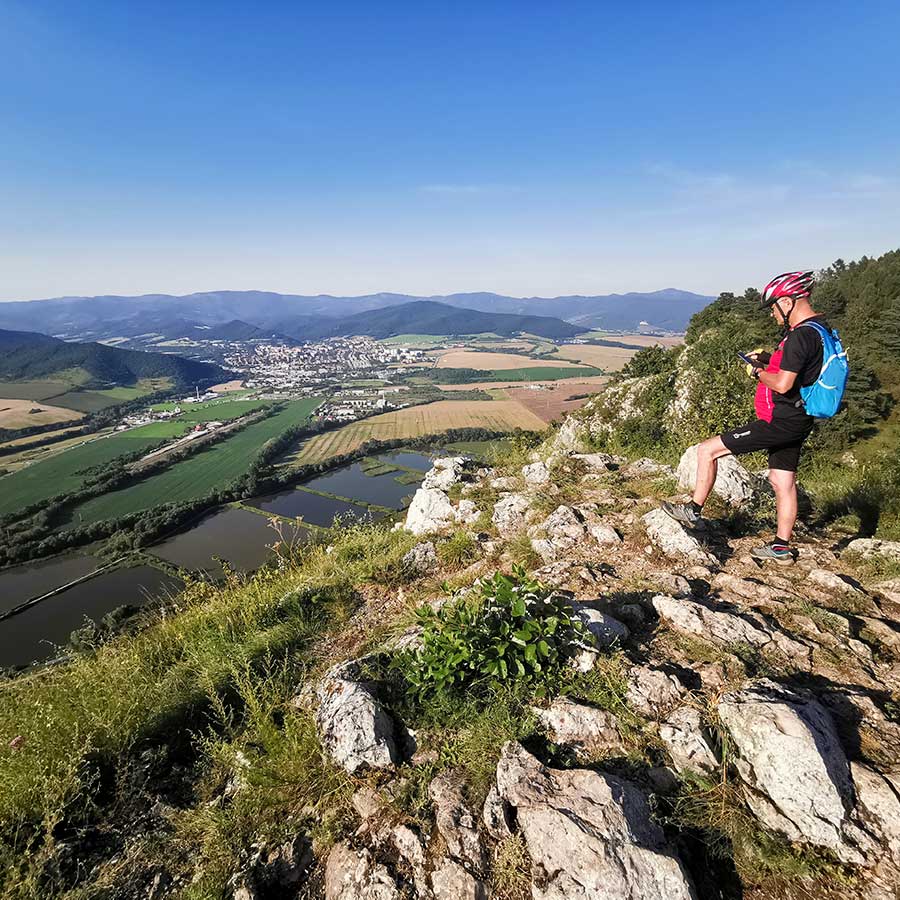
[692,436,733,507]
[768,468,798,543]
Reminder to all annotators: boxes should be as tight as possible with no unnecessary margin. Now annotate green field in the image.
[66,399,321,526]
[485,366,601,381]
[149,399,269,422]
[0,380,82,402]
[0,421,189,516]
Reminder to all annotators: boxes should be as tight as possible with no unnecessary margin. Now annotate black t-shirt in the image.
[773,315,827,420]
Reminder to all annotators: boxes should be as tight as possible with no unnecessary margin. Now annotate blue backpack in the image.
[796,320,849,418]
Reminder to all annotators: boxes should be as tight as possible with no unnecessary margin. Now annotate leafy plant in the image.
[395,566,592,698]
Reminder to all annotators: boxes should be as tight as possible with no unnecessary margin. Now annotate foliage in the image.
[620,343,678,378]
[395,566,592,698]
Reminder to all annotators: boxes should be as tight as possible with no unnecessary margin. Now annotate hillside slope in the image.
[299,299,583,340]
[0,328,227,386]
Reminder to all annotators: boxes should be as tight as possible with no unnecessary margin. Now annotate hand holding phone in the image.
[737,351,759,367]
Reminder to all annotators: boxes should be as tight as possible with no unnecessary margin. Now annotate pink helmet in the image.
[761,270,815,307]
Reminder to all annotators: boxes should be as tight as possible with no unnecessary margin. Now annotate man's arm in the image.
[756,367,798,393]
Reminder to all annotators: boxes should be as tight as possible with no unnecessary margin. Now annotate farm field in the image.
[0,425,84,450]
[552,344,639,369]
[65,398,321,526]
[210,379,245,392]
[434,349,588,370]
[582,331,685,348]
[287,399,546,465]
[507,381,605,423]
[0,421,190,516]
[0,379,84,402]
[437,374,609,393]
[0,399,83,429]
[149,398,270,422]
[53,378,175,414]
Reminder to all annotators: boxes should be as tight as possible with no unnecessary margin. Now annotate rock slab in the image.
[642,509,717,565]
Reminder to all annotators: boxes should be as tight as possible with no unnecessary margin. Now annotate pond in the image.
[0,554,99,613]
[249,488,378,526]
[0,566,184,670]
[300,462,419,510]
[377,450,434,471]
[150,506,306,575]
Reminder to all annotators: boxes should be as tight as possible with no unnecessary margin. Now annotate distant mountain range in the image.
[0,288,713,342]
[0,328,226,386]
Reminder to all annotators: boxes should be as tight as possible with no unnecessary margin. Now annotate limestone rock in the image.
[401,541,438,575]
[571,603,629,649]
[626,665,686,719]
[647,571,692,596]
[589,521,622,545]
[422,457,468,491]
[624,457,675,478]
[482,785,513,841]
[573,451,622,471]
[533,698,624,759]
[430,858,488,900]
[874,578,900,603]
[845,538,900,562]
[404,488,457,536]
[522,461,551,485]
[455,498,481,526]
[490,475,519,491]
[851,762,900,865]
[315,662,399,775]
[677,444,763,504]
[718,680,856,857]
[652,594,810,666]
[808,568,865,597]
[494,742,697,900]
[428,771,488,875]
[552,416,586,452]
[492,493,531,536]
[642,509,718,566]
[540,505,587,549]
[659,706,718,775]
[324,843,401,900]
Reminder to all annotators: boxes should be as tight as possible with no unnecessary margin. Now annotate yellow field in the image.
[0,399,83,429]
[290,399,547,464]
[433,350,587,370]
[438,374,609,392]
[585,332,685,348]
[553,344,638,369]
[211,379,245,392]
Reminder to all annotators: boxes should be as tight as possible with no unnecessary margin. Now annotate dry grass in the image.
[292,400,547,464]
[434,350,588,370]
[0,399,82,429]
[209,379,245,392]
[552,344,639,369]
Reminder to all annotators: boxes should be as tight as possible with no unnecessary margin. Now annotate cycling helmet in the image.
[761,270,815,307]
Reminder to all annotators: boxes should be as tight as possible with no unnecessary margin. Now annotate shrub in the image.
[395,566,592,698]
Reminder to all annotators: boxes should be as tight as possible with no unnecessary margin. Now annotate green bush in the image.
[395,566,592,698]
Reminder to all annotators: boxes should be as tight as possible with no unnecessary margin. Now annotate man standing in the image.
[662,271,830,561]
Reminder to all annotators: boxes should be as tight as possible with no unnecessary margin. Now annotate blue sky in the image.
[2,1,899,301]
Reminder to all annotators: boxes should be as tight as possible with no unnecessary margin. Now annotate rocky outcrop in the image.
[428,771,489,875]
[401,541,438,575]
[522,461,551,486]
[676,444,763,504]
[642,509,718,565]
[659,706,718,775]
[324,843,401,900]
[403,488,458,536]
[430,858,487,900]
[652,594,810,666]
[718,680,857,857]
[491,493,531,536]
[422,456,469,491]
[845,538,900,561]
[494,742,698,900]
[315,661,400,775]
[533,698,624,759]
[626,665,686,719]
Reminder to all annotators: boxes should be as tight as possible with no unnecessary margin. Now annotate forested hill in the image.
[0,328,227,386]
[302,300,583,340]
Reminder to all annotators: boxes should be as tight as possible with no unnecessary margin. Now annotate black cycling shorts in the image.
[720,418,813,472]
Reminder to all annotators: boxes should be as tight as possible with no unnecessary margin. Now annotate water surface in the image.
[250,489,375,526]
[302,462,418,509]
[0,555,99,613]
[0,566,183,670]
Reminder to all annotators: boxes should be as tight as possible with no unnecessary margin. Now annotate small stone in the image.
[401,541,438,575]
[482,785,513,840]
[492,493,531,536]
[626,665,686,719]
[533,698,624,759]
[659,706,718,775]
[571,603,630,649]
[677,445,763,504]
[455,499,480,525]
[590,522,622,545]
[522,461,551,485]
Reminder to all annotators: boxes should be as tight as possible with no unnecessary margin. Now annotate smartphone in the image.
[737,352,758,367]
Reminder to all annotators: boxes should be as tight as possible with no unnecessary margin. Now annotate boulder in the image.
[401,541,438,575]
[571,603,629,649]
[589,521,622,545]
[845,538,900,562]
[533,698,625,759]
[717,680,856,856]
[642,509,718,566]
[324,843,401,900]
[676,444,762,504]
[647,571,692,597]
[428,771,488,875]
[315,661,400,775]
[624,457,675,479]
[430,858,488,900]
[490,475,519,491]
[522,461,551,485]
[659,707,718,775]
[652,594,810,666]
[492,493,531,536]
[851,762,900,865]
[422,457,468,491]
[626,665,686,719]
[404,488,457,536]
[808,568,865,597]
[874,578,900,603]
[573,452,622,471]
[494,742,697,900]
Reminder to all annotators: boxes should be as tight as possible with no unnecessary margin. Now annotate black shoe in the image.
[661,501,703,528]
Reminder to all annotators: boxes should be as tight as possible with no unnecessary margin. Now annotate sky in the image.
[2,0,899,302]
